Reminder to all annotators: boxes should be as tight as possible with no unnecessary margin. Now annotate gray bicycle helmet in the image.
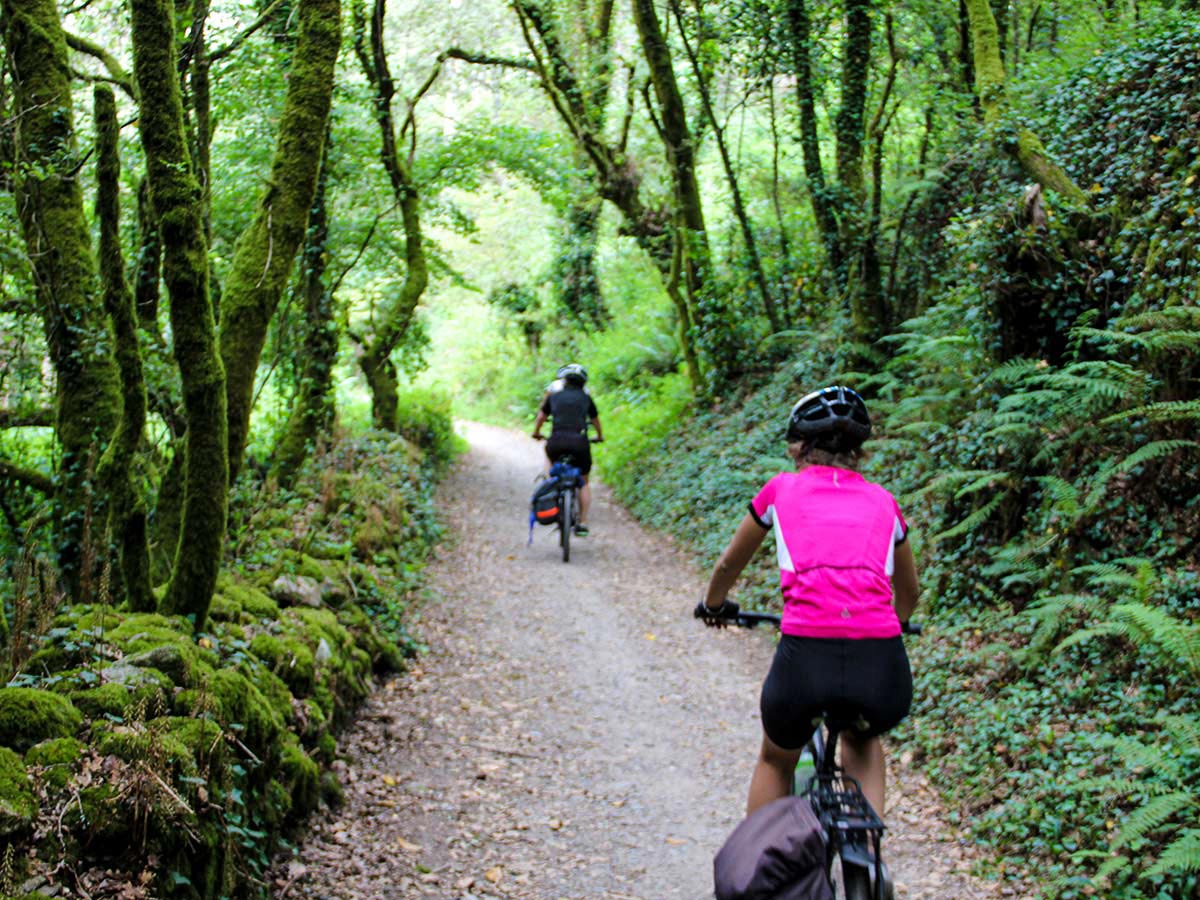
[556,363,588,386]
[786,385,871,452]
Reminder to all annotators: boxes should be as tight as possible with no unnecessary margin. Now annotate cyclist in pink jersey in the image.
[695,386,919,819]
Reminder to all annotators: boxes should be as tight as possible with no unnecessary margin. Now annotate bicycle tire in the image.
[561,490,572,563]
[832,858,872,900]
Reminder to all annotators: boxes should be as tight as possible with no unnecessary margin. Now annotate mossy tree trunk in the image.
[784,0,844,282]
[134,179,163,329]
[670,0,781,334]
[131,0,228,630]
[512,0,702,392]
[218,0,341,480]
[632,0,741,389]
[963,0,1086,205]
[553,197,610,330]
[93,86,155,613]
[2,0,124,599]
[273,140,337,482]
[351,0,429,430]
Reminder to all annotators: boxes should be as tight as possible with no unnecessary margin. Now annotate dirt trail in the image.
[277,422,1012,900]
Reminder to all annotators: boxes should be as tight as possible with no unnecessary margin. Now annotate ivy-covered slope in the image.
[0,404,456,900]
[602,27,1200,900]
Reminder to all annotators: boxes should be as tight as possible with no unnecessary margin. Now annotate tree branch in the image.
[0,458,54,494]
[439,47,535,71]
[64,32,134,98]
[208,0,287,62]
[0,407,53,428]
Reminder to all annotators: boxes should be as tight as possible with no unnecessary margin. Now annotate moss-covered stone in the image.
[277,734,320,822]
[24,737,83,792]
[108,618,216,688]
[177,669,283,756]
[70,682,132,719]
[0,688,84,752]
[75,782,124,841]
[0,746,36,836]
[215,573,279,620]
[249,633,316,697]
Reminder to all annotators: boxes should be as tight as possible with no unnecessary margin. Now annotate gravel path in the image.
[275,422,1016,900]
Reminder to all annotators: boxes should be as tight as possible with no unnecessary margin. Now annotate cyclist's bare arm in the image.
[703,513,768,610]
[532,407,549,438]
[590,416,604,441]
[892,540,919,623]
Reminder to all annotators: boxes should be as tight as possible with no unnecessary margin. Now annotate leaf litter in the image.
[272,422,1027,900]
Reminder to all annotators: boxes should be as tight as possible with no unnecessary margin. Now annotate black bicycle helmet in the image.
[786,385,871,452]
[556,363,588,386]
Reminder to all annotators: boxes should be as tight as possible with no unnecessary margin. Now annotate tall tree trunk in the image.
[670,0,781,333]
[353,0,428,430]
[218,0,341,480]
[131,0,228,630]
[273,140,338,482]
[784,0,845,284]
[134,178,164,329]
[93,85,155,613]
[512,0,701,392]
[553,198,610,329]
[963,0,1086,204]
[632,0,740,387]
[2,0,123,598]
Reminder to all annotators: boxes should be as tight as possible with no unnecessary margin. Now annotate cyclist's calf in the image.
[747,733,803,816]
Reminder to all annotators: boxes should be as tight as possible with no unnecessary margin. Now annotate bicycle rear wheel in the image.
[560,490,572,563]
[831,858,872,900]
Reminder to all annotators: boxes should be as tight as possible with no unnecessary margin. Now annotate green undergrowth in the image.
[601,29,1200,900]
[0,418,455,899]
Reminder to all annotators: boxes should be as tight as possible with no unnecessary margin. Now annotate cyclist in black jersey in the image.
[531,363,604,536]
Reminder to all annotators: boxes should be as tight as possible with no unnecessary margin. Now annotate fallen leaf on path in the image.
[665,837,687,845]
[396,837,423,852]
[484,867,503,884]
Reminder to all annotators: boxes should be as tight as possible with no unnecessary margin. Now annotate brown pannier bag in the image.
[713,796,832,900]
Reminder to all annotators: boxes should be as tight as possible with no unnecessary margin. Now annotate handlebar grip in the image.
[901,620,923,635]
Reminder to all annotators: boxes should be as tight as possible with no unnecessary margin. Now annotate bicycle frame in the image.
[803,721,889,900]
[725,610,918,900]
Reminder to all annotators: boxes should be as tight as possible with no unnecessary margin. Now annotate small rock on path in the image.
[274,422,1014,900]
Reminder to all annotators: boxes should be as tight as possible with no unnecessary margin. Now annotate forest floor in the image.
[273,422,1021,900]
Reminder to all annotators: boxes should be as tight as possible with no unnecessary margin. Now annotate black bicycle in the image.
[530,436,599,563]
[724,611,921,900]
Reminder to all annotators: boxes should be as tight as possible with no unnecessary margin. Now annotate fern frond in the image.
[955,471,1012,499]
[1159,714,1200,752]
[1094,852,1132,881]
[988,358,1044,385]
[1085,440,1200,508]
[906,468,999,501]
[932,492,1008,543]
[1100,399,1200,426]
[1036,475,1080,510]
[1146,828,1200,877]
[1111,602,1200,680]
[1109,735,1184,780]
[1110,792,1195,850]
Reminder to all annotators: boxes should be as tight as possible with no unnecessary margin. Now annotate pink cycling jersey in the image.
[749,465,908,639]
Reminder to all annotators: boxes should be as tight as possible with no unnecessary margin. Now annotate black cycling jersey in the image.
[542,385,598,436]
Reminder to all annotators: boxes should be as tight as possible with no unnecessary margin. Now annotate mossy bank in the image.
[0,415,457,899]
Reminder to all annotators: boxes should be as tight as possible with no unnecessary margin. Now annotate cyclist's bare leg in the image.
[579,481,591,524]
[747,733,802,816]
[840,732,886,817]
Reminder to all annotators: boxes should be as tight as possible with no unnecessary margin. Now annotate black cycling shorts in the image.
[760,634,912,750]
[546,432,591,475]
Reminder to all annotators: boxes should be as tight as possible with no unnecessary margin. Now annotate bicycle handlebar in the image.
[729,611,922,635]
[531,433,603,443]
